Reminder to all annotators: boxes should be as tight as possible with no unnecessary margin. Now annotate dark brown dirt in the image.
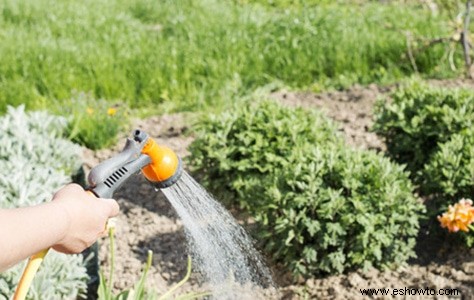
[271,83,387,152]
[81,80,474,299]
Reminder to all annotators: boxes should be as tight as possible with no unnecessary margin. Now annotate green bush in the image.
[188,99,341,209]
[373,81,474,180]
[0,106,88,299]
[423,132,474,202]
[259,147,422,275]
[189,99,423,276]
[373,82,474,247]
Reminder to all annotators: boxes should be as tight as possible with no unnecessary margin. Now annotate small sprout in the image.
[106,217,117,232]
[438,198,474,233]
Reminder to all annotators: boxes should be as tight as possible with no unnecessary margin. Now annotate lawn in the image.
[0,0,458,114]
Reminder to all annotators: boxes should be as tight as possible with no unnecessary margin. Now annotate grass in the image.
[0,0,461,114]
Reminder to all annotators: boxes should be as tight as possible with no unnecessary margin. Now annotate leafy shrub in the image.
[373,82,474,247]
[0,106,88,299]
[423,132,474,204]
[427,137,474,247]
[64,92,129,150]
[189,99,423,276]
[373,81,474,180]
[258,147,422,275]
[188,99,341,209]
[0,254,88,300]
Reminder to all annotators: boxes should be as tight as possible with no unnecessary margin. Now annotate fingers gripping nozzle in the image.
[88,130,182,198]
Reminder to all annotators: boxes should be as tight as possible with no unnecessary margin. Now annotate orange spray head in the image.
[134,130,183,189]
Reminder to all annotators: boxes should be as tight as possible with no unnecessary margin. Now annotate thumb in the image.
[101,198,120,218]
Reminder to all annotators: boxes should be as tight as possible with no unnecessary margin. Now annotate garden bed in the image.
[82,80,474,299]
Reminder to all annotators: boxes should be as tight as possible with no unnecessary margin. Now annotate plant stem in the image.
[158,256,192,300]
[462,0,472,78]
[135,250,153,299]
[108,227,115,299]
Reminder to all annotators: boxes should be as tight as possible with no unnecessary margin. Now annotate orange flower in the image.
[107,107,117,116]
[438,198,474,232]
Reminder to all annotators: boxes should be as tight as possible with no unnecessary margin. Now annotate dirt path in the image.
[81,81,474,299]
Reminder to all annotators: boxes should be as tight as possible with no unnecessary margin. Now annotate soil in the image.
[80,80,474,299]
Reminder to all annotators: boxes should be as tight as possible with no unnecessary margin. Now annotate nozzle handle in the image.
[90,154,151,199]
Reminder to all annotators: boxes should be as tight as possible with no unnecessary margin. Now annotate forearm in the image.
[0,202,70,272]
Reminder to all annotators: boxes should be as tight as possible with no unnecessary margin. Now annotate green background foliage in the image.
[0,0,458,114]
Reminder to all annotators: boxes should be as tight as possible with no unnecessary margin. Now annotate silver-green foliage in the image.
[189,99,423,276]
[0,106,88,299]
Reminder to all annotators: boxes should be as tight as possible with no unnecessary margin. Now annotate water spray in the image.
[13,130,182,300]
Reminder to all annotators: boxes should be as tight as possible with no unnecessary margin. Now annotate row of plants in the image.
[0,0,458,114]
[188,98,424,276]
[0,106,88,299]
[187,81,474,278]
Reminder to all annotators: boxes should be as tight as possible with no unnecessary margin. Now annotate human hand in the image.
[51,183,120,254]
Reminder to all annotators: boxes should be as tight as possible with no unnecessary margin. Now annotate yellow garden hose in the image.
[13,249,49,300]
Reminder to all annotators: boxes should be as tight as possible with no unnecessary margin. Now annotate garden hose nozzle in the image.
[13,130,182,300]
[88,129,182,197]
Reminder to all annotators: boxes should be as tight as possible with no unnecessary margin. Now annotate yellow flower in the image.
[107,107,117,116]
[86,107,94,115]
[438,198,474,233]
